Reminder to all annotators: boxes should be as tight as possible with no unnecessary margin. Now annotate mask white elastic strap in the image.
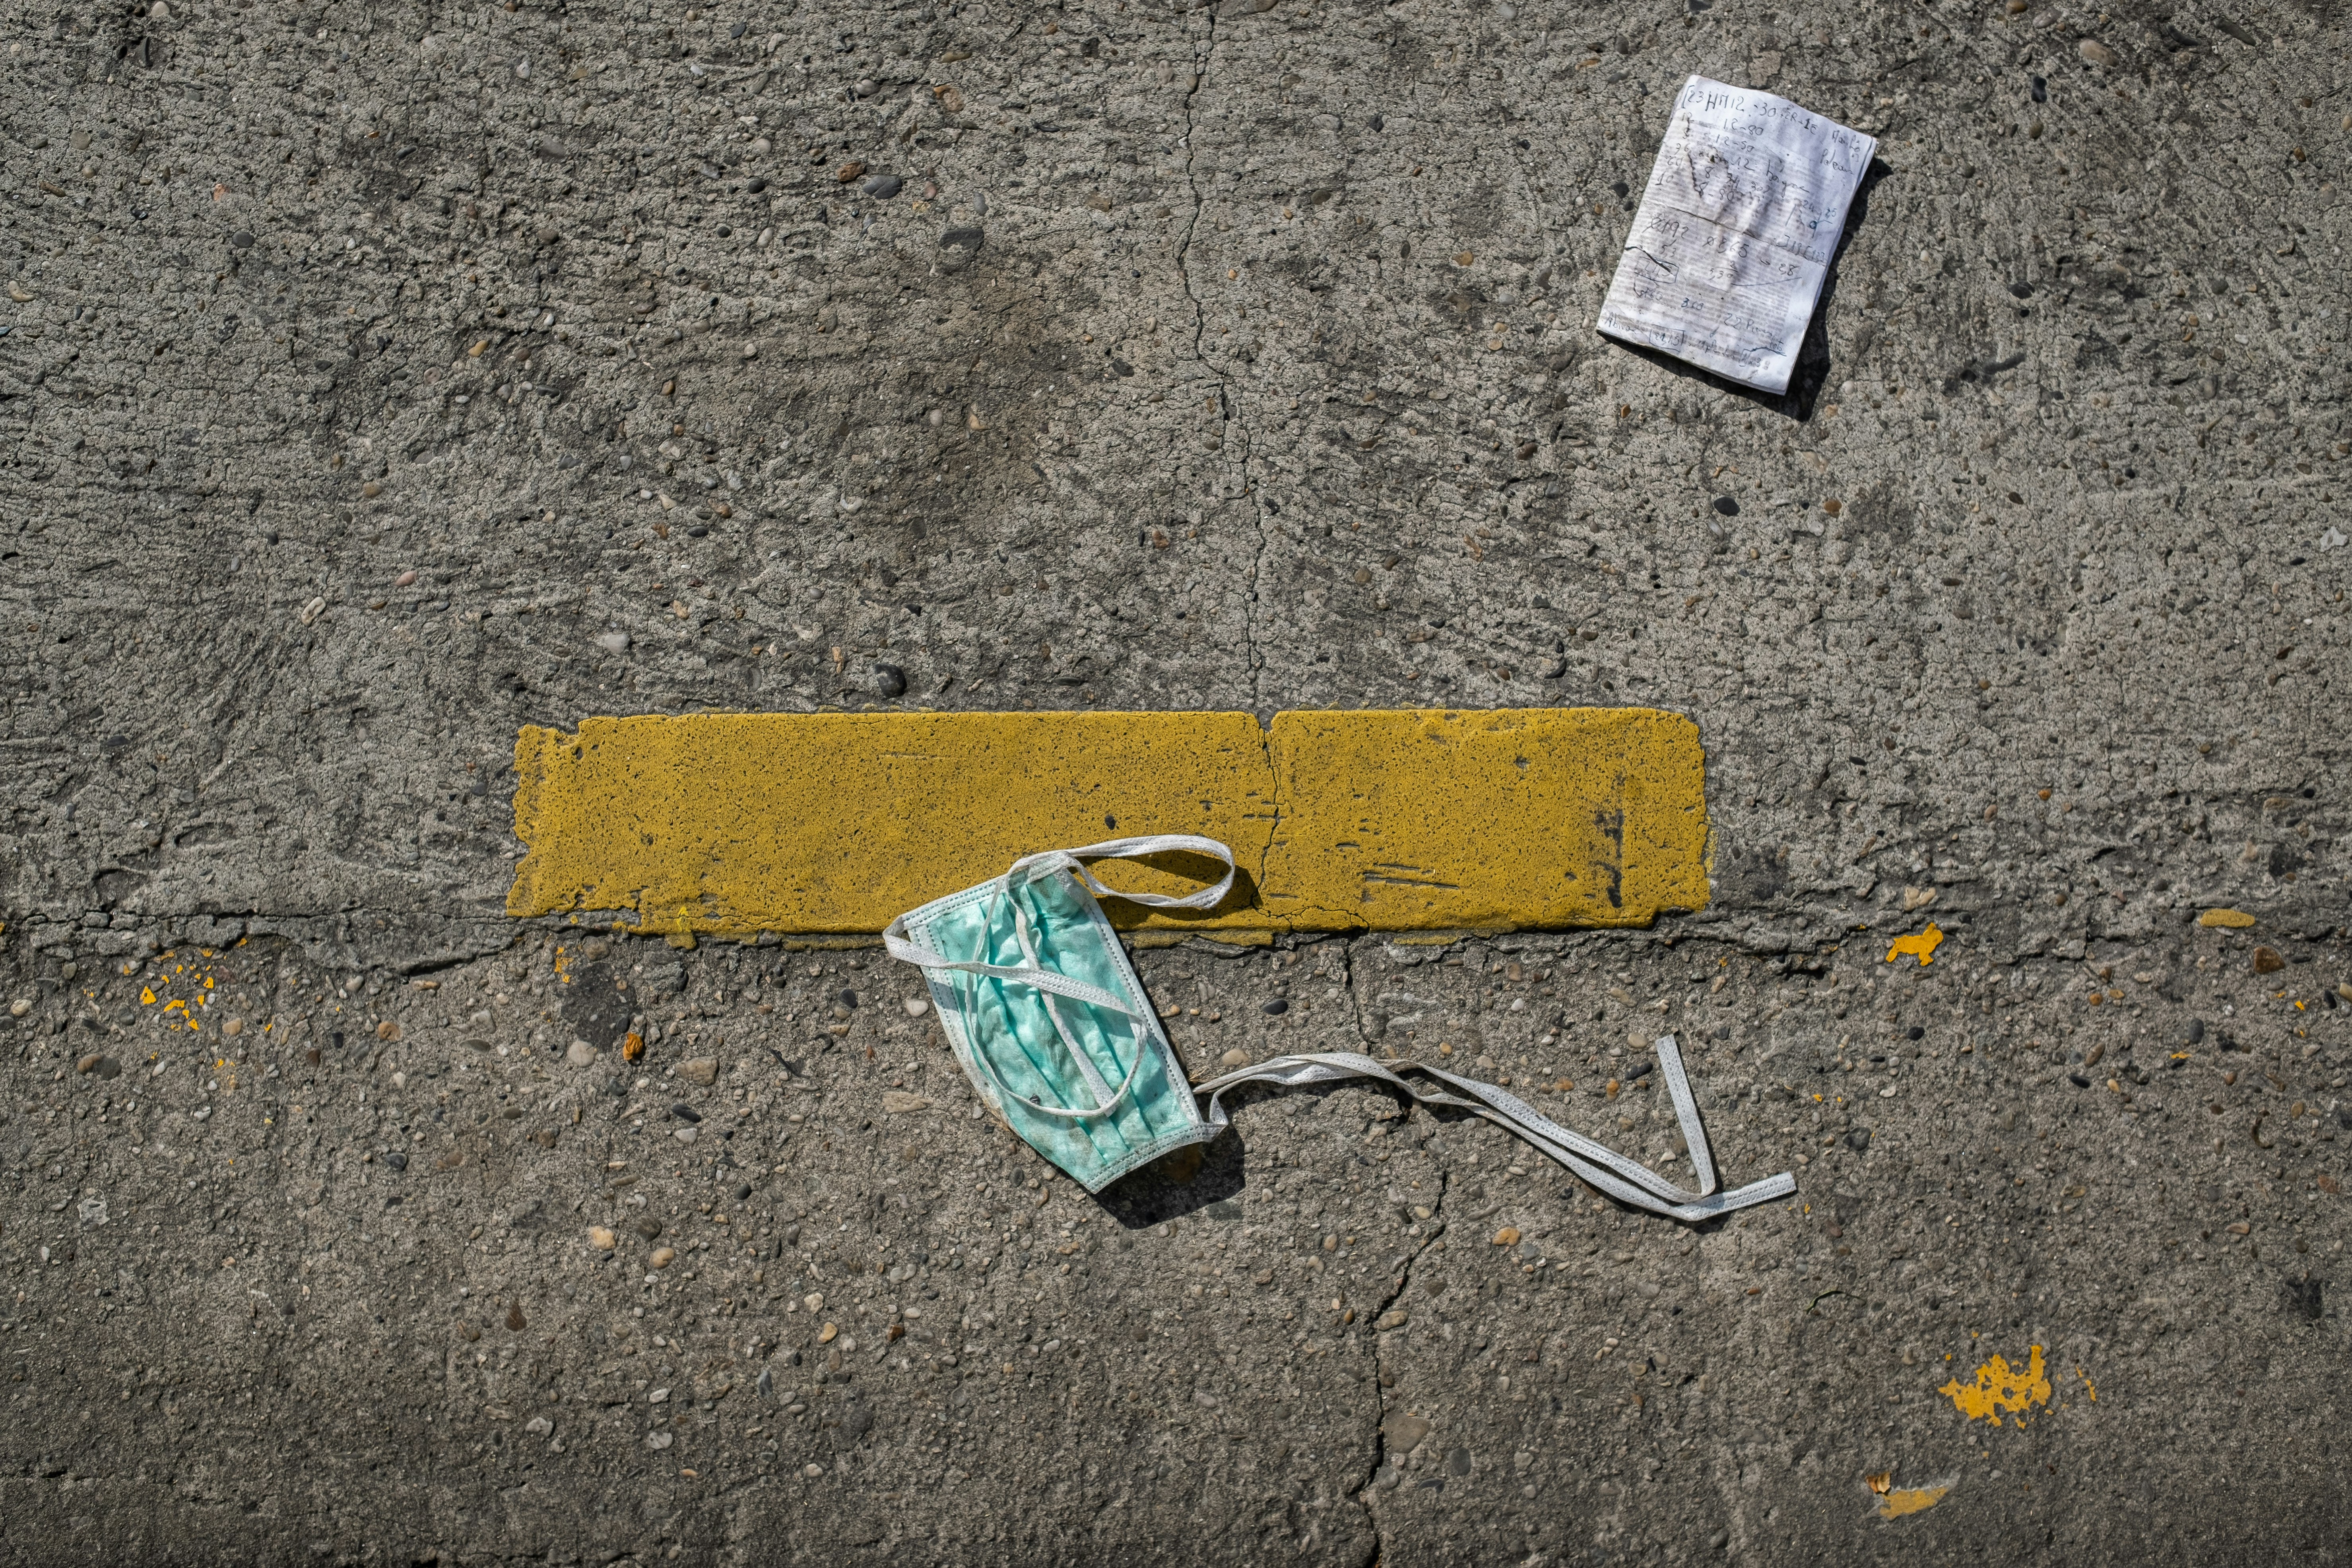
[1659,1036,1717,1195]
[1193,1046,1696,1208]
[1415,1035,1720,1204]
[1192,1052,1683,1216]
[1419,1073,1791,1220]
[1195,1052,1700,1211]
[1009,833,1239,912]
[1404,1067,1710,1209]
[1190,1044,1793,1224]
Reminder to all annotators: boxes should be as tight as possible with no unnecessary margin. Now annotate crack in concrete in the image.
[1171,17,1215,367]
[1332,931,1442,1561]
[1166,10,1269,711]
[1355,1148,1446,1534]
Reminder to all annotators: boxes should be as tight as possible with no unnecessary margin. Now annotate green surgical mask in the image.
[885,835,1232,1193]
[889,836,1794,1220]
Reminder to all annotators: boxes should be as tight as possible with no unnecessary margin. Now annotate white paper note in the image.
[1596,77,1877,396]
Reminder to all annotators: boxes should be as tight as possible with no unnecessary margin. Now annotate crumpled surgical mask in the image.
[888,836,1793,1220]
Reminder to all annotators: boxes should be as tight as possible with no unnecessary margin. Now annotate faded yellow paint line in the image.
[1939,1345,2052,1426]
[507,707,1711,937]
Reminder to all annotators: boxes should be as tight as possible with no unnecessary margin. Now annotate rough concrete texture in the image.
[3,0,2350,1559]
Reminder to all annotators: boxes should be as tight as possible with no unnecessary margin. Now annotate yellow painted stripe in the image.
[1264,707,1712,931]
[507,708,1710,937]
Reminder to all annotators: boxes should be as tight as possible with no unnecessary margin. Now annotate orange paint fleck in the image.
[1885,924,1944,966]
[1939,1345,2052,1426]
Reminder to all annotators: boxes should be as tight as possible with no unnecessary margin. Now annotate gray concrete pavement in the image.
[4,0,2349,1561]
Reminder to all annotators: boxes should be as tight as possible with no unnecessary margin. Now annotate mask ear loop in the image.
[1009,833,1238,913]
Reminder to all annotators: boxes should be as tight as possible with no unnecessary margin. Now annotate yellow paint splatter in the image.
[1939,1345,2051,1426]
[1885,923,1944,966]
[2199,908,2255,928]
[1866,1468,1956,1518]
[140,988,156,1005]
[2078,1366,2097,1402]
[1874,1477,1956,1519]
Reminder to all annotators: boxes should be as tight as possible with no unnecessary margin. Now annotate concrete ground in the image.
[3,0,2349,1561]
